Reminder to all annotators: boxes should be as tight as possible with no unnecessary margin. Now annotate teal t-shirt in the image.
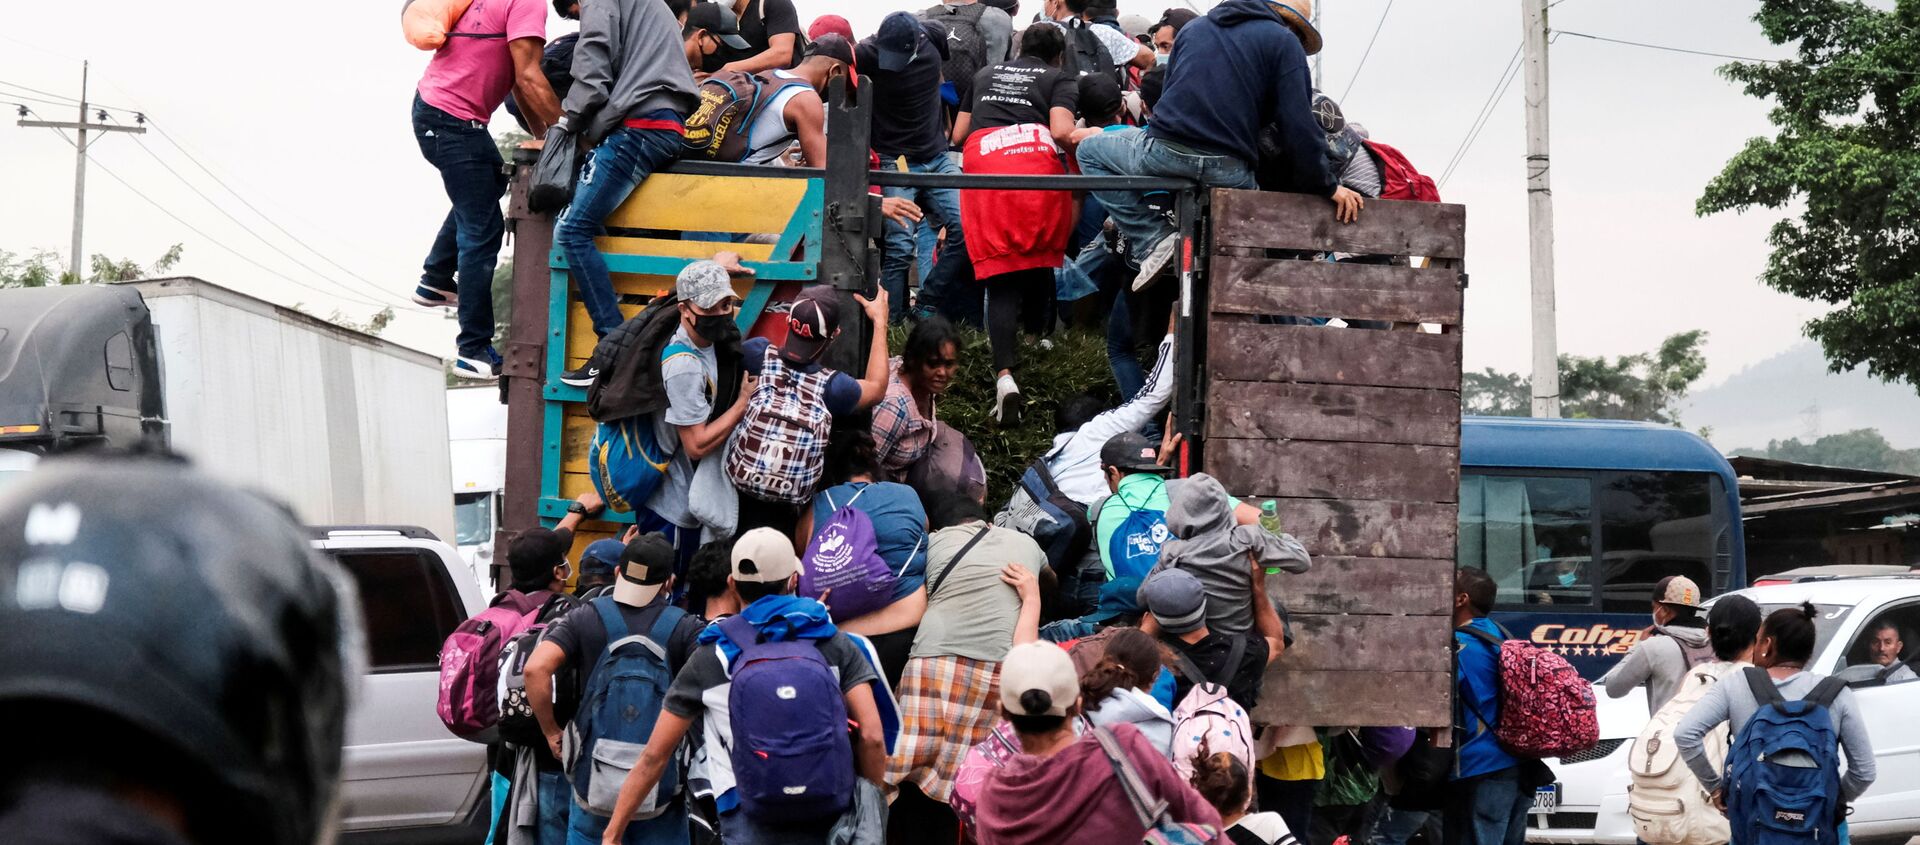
[1094,474,1241,578]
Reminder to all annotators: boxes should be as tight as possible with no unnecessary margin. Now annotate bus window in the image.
[1459,474,1594,607]
[1597,471,1716,613]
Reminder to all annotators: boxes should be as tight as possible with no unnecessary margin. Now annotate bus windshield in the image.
[1459,470,1724,610]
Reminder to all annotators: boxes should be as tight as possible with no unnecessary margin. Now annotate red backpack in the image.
[1364,140,1441,202]
[1458,626,1598,759]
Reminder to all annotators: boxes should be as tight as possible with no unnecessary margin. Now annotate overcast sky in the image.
[0,0,1818,392]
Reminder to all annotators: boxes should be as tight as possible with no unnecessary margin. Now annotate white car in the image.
[1529,576,1920,845]
[315,526,494,844]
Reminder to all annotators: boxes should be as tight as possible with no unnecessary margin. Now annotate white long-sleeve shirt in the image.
[1046,333,1177,507]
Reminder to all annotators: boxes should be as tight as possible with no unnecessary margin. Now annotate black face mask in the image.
[693,313,741,348]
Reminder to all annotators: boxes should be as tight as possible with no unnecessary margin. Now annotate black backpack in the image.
[584,292,683,423]
[924,3,991,106]
[1060,20,1119,86]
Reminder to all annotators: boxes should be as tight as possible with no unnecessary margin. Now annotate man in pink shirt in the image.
[413,0,561,379]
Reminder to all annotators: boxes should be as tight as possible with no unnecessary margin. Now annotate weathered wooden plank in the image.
[1237,498,1458,560]
[1205,381,1460,446]
[1271,557,1454,616]
[1207,321,1462,391]
[1210,440,1460,502]
[1271,614,1452,673]
[604,173,811,234]
[1211,189,1467,259]
[1254,669,1452,728]
[1210,255,1463,325]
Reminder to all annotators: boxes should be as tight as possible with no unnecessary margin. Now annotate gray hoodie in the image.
[1086,687,1176,759]
[1673,670,1875,802]
[1147,473,1310,637]
[1601,624,1712,713]
[563,0,701,147]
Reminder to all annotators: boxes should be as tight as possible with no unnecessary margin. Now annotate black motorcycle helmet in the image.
[0,453,363,844]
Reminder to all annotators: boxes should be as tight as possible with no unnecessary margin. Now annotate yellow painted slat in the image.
[559,471,597,501]
[561,407,596,475]
[603,173,810,234]
[562,275,761,366]
[595,237,777,261]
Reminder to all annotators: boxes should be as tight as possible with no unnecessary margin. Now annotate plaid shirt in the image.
[872,358,936,479]
[885,654,1002,802]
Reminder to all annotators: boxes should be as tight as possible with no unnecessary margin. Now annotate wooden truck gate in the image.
[500,79,1465,731]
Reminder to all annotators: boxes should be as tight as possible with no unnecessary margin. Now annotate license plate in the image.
[1530,783,1561,815]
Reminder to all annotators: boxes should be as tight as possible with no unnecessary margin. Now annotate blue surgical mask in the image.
[1156,51,1169,66]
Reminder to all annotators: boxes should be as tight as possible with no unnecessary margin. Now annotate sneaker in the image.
[1131,235,1178,292]
[559,365,599,388]
[452,347,500,380]
[413,284,458,308]
[992,374,1023,427]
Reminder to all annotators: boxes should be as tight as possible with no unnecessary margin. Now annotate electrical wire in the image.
[1437,42,1524,189]
[1551,30,1781,64]
[1340,0,1394,103]
[0,78,139,113]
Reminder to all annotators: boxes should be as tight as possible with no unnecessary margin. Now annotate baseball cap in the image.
[874,11,925,72]
[781,289,841,364]
[1101,431,1170,475]
[1708,594,1763,647]
[1076,73,1123,123]
[1140,568,1208,634]
[805,33,856,68]
[1153,8,1198,34]
[999,642,1079,717]
[507,528,570,584]
[732,527,800,584]
[677,260,737,310]
[1085,576,1143,624]
[1656,575,1703,608]
[579,538,625,579]
[612,533,676,606]
[685,2,753,51]
[1118,13,1152,39]
[807,14,854,43]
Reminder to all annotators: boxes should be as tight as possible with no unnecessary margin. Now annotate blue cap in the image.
[1085,576,1144,624]
[874,12,925,72]
[579,539,624,577]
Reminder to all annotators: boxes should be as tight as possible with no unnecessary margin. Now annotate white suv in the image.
[1528,576,1920,845]
[313,526,493,844]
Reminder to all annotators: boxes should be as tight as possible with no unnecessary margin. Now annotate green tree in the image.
[1463,331,1709,425]
[496,130,534,164]
[1698,0,1920,387]
[0,244,185,287]
[1735,428,1920,475]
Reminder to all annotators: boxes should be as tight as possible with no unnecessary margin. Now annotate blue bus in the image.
[1457,416,1745,677]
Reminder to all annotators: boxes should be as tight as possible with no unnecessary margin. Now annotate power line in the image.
[79,144,405,312]
[0,78,138,113]
[1339,0,1394,103]
[1551,30,1781,64]
[1437,42,1524,189]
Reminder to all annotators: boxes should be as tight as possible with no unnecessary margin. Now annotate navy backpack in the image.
[718,615,855,821]
[1103,481,1171,581]
[1724,667,1847,845]
[565,598,687,820]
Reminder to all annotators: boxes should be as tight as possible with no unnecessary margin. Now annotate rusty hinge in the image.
[500,341,544,380]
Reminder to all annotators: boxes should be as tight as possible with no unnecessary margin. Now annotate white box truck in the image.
[447,384,506,588]
[0,277,455,541]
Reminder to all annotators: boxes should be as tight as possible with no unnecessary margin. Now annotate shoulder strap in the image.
[1090,727,1165,830]
[1222,635,1249,687]
[1171,650,1211,689]
[1877,660,1913,683]
[1743,666,1787,708]
[718,614,761,654]
[1804,676,1847,709]
[895,532,926,578]
[592,596,631,646]
[645,605,687,652]
[1456,624,1503,651]
[927,524,992,599]
[843,482,872,509]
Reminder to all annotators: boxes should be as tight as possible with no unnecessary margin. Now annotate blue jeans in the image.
[880,154,973,324]
[535,769,569,845]
[1075,129,1256,259]
[1444,768,1531,845]
[566,802,688,845]
[556,118,685,338]
[914,218,938,288]
[719,809,835,845]
[413,94,507,356]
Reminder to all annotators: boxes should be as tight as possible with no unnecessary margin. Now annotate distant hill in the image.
[1682,342,1920,453]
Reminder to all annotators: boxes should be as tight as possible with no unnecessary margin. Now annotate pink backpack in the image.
[437,590,549,743]
[1458,626,1598,758]
[1169,642,1255,784]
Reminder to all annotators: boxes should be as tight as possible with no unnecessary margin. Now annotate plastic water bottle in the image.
[1259,500,1284,574]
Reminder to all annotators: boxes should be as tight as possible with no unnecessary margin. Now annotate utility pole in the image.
[1312,0,1324,89]
[16,61,146,282]
[1520,0,1560,418]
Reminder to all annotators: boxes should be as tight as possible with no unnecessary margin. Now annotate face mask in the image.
[1156,51,1169,66]
[693,313,740,346]
[1558,570,1577,587]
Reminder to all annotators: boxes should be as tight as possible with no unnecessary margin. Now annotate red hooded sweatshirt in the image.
[971,722,1224,844]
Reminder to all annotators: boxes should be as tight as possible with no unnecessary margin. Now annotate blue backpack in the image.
[588,342,704,513]
[718,615,855,821]
[566,599,687,820]
[1105,481,1171,581]
[1724,667,1847,845]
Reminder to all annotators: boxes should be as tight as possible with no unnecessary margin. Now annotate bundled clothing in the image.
[1147,473,1310,637]
[886,654,1004,802]
[961,124,1074,279]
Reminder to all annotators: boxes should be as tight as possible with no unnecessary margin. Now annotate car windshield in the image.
[1753,603,1853,659]
[453,492,492,547]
